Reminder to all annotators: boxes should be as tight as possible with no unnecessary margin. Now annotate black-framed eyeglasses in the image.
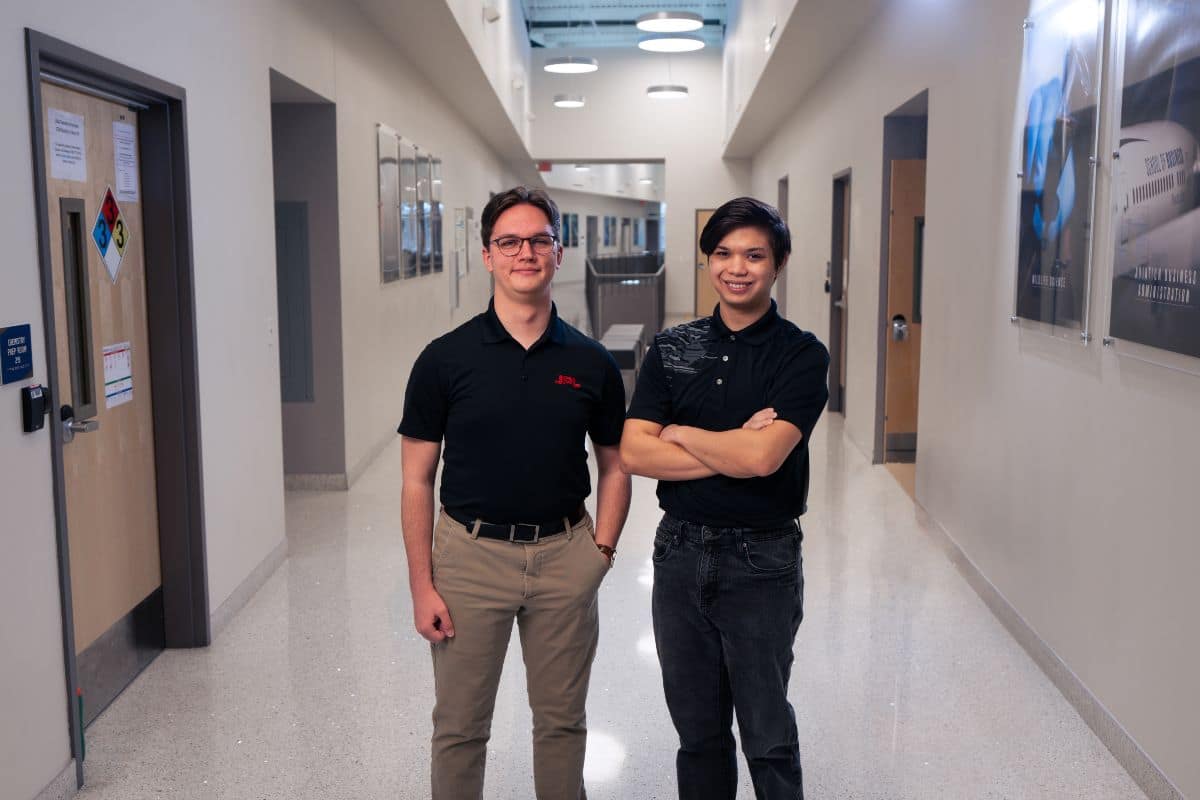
[490,235,558,256]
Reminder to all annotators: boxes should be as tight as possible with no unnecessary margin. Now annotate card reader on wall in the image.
[21,384,48,433]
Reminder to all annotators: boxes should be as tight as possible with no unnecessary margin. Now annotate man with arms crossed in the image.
[399,187,631,800]
[621,197,829,800]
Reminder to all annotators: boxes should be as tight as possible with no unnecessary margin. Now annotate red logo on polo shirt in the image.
[554,374,581,389]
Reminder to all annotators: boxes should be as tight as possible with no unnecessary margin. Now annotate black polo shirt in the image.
[398,300,625,524]
[627,301,829,528]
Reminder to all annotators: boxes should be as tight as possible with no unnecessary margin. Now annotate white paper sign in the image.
[49,108,87,182]
[103,342,133,408]
[113,121,139,202]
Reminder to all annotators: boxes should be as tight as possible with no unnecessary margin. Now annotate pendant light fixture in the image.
[636,11,704,33]
[543,56,599,74]
[647,85,688,99]
[638,33,705,53]
[647,55,689,100]
[553,94,586,109]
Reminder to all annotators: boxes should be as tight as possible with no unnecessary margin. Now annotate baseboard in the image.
[917,508,1185,800]
[284,472,348,491]
[33,760,76,800]
[346,434,393,488]
[209,536,288,639]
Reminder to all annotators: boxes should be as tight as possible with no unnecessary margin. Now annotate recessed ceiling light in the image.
[636,11,704,33]
[553,94,586,109]
[544,56,599,74]
[647,84,689,99]
[638,34,705,53]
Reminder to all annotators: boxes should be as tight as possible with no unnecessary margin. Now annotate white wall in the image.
[751,0,1200,796]
[530,47,750,317]
[0,20,69,782]
[446,0,532,146]
[722,0,798,138]
[0,1,520,797]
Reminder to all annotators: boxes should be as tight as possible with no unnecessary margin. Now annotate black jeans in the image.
[652,513,804,800]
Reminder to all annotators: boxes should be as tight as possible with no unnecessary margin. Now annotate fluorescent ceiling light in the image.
[544,56,600,74]
[637,11,704,33]
[553,94,586,109]
[647,84,689,99]
[638,34,705,53]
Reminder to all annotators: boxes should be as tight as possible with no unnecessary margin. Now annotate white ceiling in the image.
[522,1,726,49]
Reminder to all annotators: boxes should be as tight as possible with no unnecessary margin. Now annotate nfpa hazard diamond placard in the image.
[91,186,129,283]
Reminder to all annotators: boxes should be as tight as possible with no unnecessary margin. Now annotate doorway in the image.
[875,90,929,478]
[270,70,345,490]
[776,176,789,319]
[829,172,851,414]
[27,30,207,785]
[694,208,717,317]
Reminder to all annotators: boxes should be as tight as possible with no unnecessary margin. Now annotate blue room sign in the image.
[1,324,34,385]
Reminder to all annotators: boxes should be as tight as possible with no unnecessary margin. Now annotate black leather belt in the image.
[445,506,586,543]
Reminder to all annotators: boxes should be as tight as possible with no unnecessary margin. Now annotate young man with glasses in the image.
[620,197,829,800]
[399,186,631,800]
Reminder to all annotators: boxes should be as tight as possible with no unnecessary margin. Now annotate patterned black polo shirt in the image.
[627,301,829,528]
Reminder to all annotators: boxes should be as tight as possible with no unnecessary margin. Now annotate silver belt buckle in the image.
[509,523,540,542]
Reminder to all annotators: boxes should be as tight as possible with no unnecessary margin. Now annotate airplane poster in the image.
[1110,0,1200,359]
[1015,0,1103,328]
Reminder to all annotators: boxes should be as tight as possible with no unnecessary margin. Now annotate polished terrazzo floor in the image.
[74,416,1146,799]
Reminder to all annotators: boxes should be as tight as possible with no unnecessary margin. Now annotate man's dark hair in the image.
[699,196,791,270]
[480,186,562,247]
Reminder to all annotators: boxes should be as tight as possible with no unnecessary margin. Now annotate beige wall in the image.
[751,0,1200,795]
[529,48,750,317]
[0,1,522,797]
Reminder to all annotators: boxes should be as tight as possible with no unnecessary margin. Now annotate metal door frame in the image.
[26,29,208,789]
[829,169,852,414]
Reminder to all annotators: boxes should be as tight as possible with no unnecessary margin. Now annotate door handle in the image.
[60,404,99,443]
[891,314,909,342]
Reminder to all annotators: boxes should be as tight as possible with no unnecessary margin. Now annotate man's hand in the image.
[742,407,778,430]
[413,584,455,643]
[659,424,683,444]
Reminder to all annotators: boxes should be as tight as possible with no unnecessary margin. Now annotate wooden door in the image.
[884,159,926,461]
[694,208,718,317]
[41,81,163,722]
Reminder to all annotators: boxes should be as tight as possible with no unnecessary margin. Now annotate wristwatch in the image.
[596,543,616,566]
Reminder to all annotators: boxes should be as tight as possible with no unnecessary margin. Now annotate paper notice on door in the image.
[103,342,133,408]
[113,121,139,202]
[49,108,87,182]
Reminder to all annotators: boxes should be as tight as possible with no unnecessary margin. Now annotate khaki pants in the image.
[429,509,610,800]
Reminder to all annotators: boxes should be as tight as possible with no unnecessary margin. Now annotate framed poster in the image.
[1109,0,1200,359]
[377,126,401,283]
[562,212,572,249]
[431,157,444,273]
[570,213,579,248]
[417,152,433,275]
[1013,0,1104,330]
[399,138,419,279]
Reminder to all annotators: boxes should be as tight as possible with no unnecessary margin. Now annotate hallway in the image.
[72,417,1144,799]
